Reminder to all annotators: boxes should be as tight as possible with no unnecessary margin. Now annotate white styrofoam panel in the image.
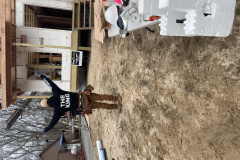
[19,0,72,10]
[66,37,71,47]
[64,70,71,81]
[158,0,169,9]
[48,39,58,46]
[67,2,73,9]
[16,11,25,26]
[27,47,49,53]
[16,46,25,53]
[57,31,67,39]
[23,0,49,7]
[57,39,67,47]
[16,27,28,37]
[45,30,58,41]
[38,29,49,41]
[28,37,40,45]
[66,32,72,46]
[17,66,27,79]
[17,80,26,91]
[48,0,58,7]
[16,52,26,65]
[15,16,72,91]
[27,28,39,38]
[17,27,72,47]
[157,0,236,37]
[16,1,24,12]
[56,1,68,8]
[138,0,166,15]
[57,31,67,46]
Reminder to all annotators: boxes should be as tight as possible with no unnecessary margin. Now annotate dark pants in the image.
[82,93,118,110]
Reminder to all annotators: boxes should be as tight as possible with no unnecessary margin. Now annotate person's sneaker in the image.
[118,95,122,101]
[118,104,122,113]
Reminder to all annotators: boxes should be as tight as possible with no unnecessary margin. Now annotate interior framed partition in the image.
[24,4,72,30]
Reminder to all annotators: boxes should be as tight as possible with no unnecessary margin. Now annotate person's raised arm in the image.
[39,74,62,96]
[29,67,62,96]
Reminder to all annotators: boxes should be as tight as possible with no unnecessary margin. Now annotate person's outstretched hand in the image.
[34,71,41,77]
[36,130,46,139]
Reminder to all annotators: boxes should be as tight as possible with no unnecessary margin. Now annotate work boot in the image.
[118,95,122,102]
[118,104,122,113]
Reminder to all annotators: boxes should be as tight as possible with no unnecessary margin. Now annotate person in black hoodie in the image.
[31,69,121,139]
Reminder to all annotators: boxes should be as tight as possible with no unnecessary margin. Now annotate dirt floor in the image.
[86,2,240,160]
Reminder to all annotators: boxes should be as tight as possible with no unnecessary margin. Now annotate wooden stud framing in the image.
[89,0,92,28]
[25,5,36,27]
[13,43,72,49]
[49,53,53,79]
[25,5,27,26]
[72,0,94,30]
[26,64,62,69]
[1,0,13,108]
[84,0,86,28]
[17,95,52,99]
[78,2,81,28]
[36,53,39,71]
[13,42,91,51]
[71,66,78,92]
[28,5,30,26]
[12,89,20,99]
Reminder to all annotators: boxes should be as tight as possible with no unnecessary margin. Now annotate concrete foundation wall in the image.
[15,0,73,92]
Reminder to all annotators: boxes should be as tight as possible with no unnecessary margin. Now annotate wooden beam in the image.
[39,18,72,25]
[72,30,79,51]
[84,0,86,28]
[31,10,34,27]
[73,2,79,29]
[89,0,92,28]
[13,43,72,49]
[52,57,62,61]
[37,53,39,71]
[77,46,91,51]
[11,66,15,88]
[14,43,91,51]
[71,66,78,92]
[26,64,62,69]
[78,2,81,28]
[17,95,52,99]
[12,89,20,99]
[28,4,31,26]
[1,0,13,109]
[50,53,53,64]
[50,53,53,79]
[0,51,1,75]
[36,15,72,21]
[11,0,17,90]
[6,109,23,129]
[6,92,37,129]
[25,5,27,26]
[33,54,61,59]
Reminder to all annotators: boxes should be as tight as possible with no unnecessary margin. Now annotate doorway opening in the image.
[25,5,72,30]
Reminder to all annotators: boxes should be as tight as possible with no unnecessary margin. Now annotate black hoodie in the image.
[40,75,78,133]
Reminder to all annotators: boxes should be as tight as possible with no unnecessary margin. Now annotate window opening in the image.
[27,52,62,80]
